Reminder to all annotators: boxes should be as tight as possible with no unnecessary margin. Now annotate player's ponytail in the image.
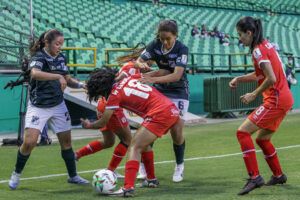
[30,31,47,56]
[116,43,146,65]
[30,29,63,56]
[236,17,264,52]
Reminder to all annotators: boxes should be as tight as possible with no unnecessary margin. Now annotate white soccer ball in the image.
[92,169,117,194]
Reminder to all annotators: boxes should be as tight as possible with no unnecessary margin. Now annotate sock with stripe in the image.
[236,130,259,178]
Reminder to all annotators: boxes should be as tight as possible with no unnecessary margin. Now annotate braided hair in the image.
[86,67,117,102]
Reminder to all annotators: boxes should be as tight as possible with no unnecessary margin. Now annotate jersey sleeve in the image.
[29,55,45,70]
[253,47,270,68]
[140,40,156,61]
[175,45,189,68]
[106,89,121,110]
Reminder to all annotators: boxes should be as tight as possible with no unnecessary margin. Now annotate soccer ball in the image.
[92,169,117,194]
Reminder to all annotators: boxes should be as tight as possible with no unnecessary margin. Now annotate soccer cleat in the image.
[67,175,89,185]
[108,187,135,197]
[136,163,147,180]
[114,171,125,179]
[238,175,265,195]
[8,171,21,190]
[266,174,287,186]
[172,163,184,182]
[139,178,160,188]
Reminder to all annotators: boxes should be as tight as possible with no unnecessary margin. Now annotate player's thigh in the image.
[48,101,71,134]
[114,125,132,145]
[256,129,274,140]
[101,130,116,148]
[127,126,157,161]
[238,118,260,134]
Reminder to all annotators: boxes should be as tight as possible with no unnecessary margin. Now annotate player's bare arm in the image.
[81,109,114,129]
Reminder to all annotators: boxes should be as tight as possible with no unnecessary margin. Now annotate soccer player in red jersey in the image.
[229,17,294,195]
[75,97,131,175]
[81,67,181,197]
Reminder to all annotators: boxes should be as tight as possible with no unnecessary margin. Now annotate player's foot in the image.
[139,178,159,188]
[108,187,135,197]
[172,163,184,182]
[266,174,287,186]
[137,163,147,179]
[114,171,125,179]
[68,175,89,185]
[238,175,265,195]
[8,171,21,190]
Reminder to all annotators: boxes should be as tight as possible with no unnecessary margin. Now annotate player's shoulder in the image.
[253,40,271,60]
[176,40,188,50]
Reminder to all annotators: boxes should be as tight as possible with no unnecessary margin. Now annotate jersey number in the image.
[255,106,265,116]
[123,79,152,99]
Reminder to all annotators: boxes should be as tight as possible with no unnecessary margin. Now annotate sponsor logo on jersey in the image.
[168,53,178,58]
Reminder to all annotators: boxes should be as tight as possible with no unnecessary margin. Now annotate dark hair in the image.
[30,29,64,56]
[116,43,146,65]
[86,67,117,102]
[236,17,263,52]
[156,19,178,39]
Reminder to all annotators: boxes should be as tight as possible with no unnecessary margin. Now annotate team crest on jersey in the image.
[253,48,262,60]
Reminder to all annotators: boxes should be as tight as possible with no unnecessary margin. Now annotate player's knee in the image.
[236,130,250,141]
[103,138,115,148]
[22,140,36,152]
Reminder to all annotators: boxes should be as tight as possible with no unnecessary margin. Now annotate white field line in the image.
[1,144,300,184]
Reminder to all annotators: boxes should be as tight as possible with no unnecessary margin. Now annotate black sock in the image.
[173,140,185,165]
[61,148,77,178]
[15,150,30,174]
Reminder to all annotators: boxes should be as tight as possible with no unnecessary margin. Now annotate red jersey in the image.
[106,77,178,118]
[117,61,140,78]
[252,40,293,107]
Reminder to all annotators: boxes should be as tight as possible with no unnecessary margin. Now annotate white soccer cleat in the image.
[136,163,147,180]
[114,171,125,179]
[172,163,184,182]
[68,175,89,185]
[8,171,21,190]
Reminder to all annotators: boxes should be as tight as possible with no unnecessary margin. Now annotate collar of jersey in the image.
[43,48,58,59]
[161,40,177,55]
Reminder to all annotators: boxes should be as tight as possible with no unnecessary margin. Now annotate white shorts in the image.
[170,99,189,117]
[25,101,71,134]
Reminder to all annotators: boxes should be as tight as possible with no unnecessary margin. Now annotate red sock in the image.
[75,140,103,159]
[142,151,155,180]
[107,142,128,171]
[236,130,259,178]
[124,160,139,189]
[256,139,282,177]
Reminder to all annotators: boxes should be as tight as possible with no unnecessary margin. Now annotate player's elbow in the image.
[30,69,38,79]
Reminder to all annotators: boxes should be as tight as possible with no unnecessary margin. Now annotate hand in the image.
[80,118,93,129]
[59,75,67,91]
[240,92,257,104]
[135,61,151,71]
[139,76,156,84]
[229,77,238,88]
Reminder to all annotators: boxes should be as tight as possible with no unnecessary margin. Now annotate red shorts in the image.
[248,103,291,132]
[142,104,180,137]
[100,109,129,133]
